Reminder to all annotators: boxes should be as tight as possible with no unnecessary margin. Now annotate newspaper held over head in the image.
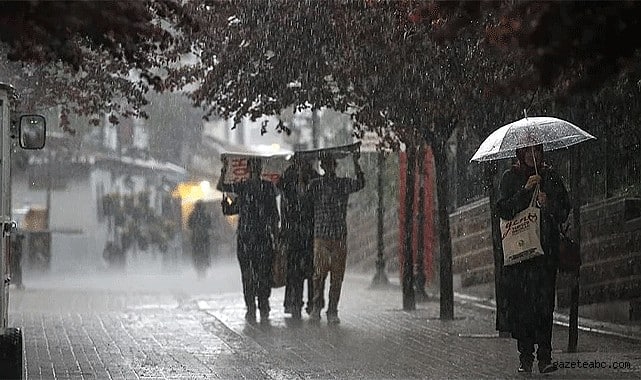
[220,152,291,185]
[219,142,361,184]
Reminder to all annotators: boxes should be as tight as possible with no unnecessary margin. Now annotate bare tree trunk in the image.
[371,150,390,287]
[432,141,454,320]
[487,162,509,333]
[402,145,417,311]
[415,143,428,302]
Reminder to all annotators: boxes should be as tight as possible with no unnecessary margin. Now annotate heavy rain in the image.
[0,1,640,379]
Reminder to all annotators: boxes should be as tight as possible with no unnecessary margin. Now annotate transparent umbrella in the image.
[470,116,596,162]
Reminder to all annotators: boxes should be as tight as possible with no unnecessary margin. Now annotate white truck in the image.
[0,83,46,379]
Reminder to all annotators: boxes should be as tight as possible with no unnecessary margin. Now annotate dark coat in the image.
[496,164,570,341]
[278,165,319,278]
[278,165,317,246]
[220,178,279,257]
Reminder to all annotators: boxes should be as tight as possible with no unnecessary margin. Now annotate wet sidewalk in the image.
[8,264,641,379]
[199,274,641,379]
[446,278,641,344]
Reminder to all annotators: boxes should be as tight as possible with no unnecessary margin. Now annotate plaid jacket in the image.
[308,173,365,240]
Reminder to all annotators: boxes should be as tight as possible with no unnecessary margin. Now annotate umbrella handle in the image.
[532,146,539,176]
[529,184,542,208]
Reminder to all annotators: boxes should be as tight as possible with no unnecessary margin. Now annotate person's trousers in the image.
[284,274,314,312]
[517,318,554,364]
[237,236,272,313]
[515,266,557,365]
[312,238,347,315]
[284,238,316,313]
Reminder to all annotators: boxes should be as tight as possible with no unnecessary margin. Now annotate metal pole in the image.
[46,150,52,231]
[371,150,390,287]
[311,109,320,149]
[0,89,8,329]
[568,145,582,352]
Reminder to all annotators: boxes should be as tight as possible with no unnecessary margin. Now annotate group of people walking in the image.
[199,138,569,373]
[216,151,365,324]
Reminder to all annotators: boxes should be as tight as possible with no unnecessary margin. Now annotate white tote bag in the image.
[500,188,544,266]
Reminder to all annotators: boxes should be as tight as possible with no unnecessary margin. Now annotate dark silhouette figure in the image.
[218,158,279,324]
[103,241,125,270]
[188,200,212,278]
[278,157,320,319]
[497,144,570,374]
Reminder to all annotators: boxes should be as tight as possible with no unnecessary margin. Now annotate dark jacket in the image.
[278,165,318,243]
[496,163,570,340]
[220,178,279,241]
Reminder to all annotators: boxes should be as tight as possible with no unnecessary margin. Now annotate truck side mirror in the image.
[19,114,46,149]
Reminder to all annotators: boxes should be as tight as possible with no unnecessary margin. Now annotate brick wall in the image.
[449,197,494,287]
[557,197,641,307]
[447,195,641,308]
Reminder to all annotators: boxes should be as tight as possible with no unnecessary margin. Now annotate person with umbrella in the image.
[472,116,595,374]
[496,143,570,373]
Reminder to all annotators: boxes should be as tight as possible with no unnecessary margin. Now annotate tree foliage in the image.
[169,1,357,131]
[170,1,506,148]
[412,0,641,94]
[3,1,641,134]
[0,0,196,126]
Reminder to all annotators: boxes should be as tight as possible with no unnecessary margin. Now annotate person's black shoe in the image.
[518,361,533,373]
[245,310,256,324]
[326,313,340,325]
[309,308,321,323]
[538,361,558,374]
[519,357,534,373]
[291,308,302,320]
[260,309,270,323]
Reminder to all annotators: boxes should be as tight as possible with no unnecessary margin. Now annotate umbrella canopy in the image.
[470,116,596,162]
